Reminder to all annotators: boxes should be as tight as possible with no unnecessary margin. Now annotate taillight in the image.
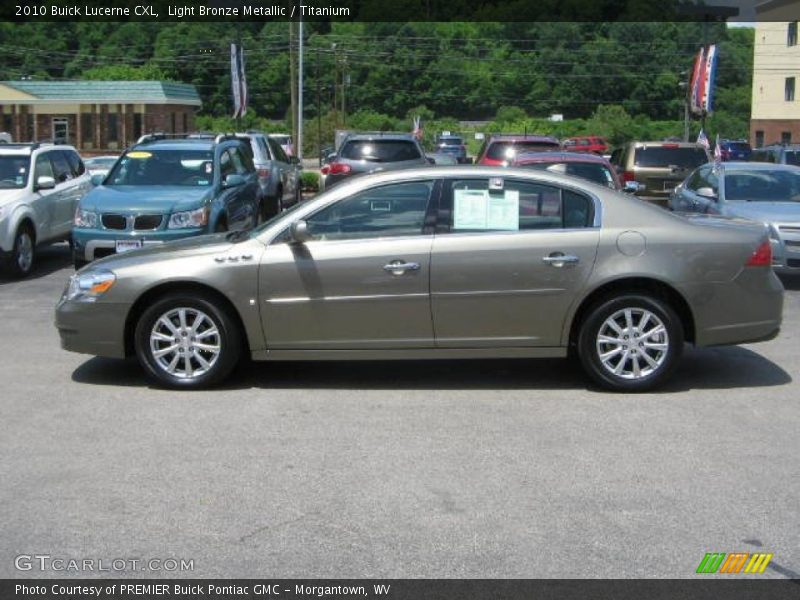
[745,240,772,267]
[622,171,635,182]
[257,168,270,179]
[321,162,351,176]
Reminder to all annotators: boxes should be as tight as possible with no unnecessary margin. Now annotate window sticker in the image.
[197,180,209,186]
[126,151,152,159]
[453,188,520,230]
[487,190,519,230]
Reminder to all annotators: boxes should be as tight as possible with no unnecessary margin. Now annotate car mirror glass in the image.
[90,174,104,186]
[696,186,717,200]
[623,181,642,193]
[223,173,245,188]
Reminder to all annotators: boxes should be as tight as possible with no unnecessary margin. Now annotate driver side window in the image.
[303,180,435,242]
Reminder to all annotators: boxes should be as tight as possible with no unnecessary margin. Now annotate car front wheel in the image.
[4,225,35,277]
[134,293,242,389]
[577,294,683,392]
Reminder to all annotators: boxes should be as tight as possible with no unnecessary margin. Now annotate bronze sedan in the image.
[56,166,783,392]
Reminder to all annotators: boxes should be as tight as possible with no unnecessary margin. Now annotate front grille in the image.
[102,214,127,230]
[787,259,800,268]
[94,248,115,259]
[134,215,162,230]
[785,240,800,248]
[779,225,800,234]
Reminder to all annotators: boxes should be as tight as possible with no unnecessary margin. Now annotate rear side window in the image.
[340,140,422,162]
[65,150,85,176]
[268,138,289,163]
[449,178,593,231]
[634,147,707,168]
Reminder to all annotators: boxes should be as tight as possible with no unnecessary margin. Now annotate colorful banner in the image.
[689,44,718,115]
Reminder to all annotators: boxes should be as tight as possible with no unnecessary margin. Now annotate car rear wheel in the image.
[4,225,35,278]
[134,293,242,389]
[577,294,683,392]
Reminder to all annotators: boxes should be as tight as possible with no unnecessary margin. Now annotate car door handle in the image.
[383,260,420,274]
[542,253,580,267]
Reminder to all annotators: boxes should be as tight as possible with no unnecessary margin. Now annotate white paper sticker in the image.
[453,189,488,229]
[487,190,519,230]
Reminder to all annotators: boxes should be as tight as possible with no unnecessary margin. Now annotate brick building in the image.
[750,1,800,147]
[0,80,202,152]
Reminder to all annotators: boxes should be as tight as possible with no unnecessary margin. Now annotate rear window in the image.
[726,142,751,151]
[438,136,463,145]
[340,140,422,162]
[634,147,707,169]
[486,141,560,161]
[520,161,617,189]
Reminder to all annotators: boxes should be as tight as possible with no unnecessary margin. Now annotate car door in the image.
[268,137,297,202]
[50,150,83,235]
[217,147,254,230]
[30,151,60,241]
[259,179,439,350]
[430,176,600,348]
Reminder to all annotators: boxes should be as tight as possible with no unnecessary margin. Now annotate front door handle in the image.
[383,260,421,275]
[542,253,580,267]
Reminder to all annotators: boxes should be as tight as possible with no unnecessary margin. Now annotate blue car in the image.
[73,135,261,268]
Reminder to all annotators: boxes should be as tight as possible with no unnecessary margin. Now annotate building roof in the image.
[0,80,202,107]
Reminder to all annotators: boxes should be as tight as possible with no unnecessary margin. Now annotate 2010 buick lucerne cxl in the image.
[55,166,784,392]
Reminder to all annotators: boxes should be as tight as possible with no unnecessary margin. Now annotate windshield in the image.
[85,157,117,168]
[106,150,214,186]
[634,147,707,168]
[340,140,422,162]
[0,155,30,189]
[725,169,800,202]
[486,141,560,161]
[521,161,617,189]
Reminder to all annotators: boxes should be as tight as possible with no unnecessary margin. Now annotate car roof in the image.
[514,151,610,164]
[488,134,559,143]
[343,132,417,142]
[631,141,704,148]
[0,143,76,156]
[132,139,216,151]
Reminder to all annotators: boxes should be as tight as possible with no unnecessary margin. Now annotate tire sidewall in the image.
[7,225,34,277]
[578,294,683,392]
[134,293,241,389]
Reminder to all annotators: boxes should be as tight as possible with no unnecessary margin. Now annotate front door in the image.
[430,177,600,348]
[259,179,438,349]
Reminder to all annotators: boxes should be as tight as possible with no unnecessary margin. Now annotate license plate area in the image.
[115,239,143,253]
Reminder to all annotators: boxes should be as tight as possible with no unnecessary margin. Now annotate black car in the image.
[321,133,429,189]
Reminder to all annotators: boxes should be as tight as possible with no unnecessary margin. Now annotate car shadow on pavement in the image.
[0,242,72,285]
[779,274,800,291]
[72,345,791,393]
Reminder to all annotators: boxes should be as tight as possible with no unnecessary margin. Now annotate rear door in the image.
[430,176,600,348]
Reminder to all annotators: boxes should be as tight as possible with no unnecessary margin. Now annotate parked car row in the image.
[0,131,302,277]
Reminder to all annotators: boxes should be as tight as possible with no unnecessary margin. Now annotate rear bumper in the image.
[680,268,784,347]
[55,298,129,359]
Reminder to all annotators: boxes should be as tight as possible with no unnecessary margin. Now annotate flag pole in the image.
[297,15,304,162]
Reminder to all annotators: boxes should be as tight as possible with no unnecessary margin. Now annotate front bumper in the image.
[771,231,800,274]
[73,227,206,262]
[55,297,129,359]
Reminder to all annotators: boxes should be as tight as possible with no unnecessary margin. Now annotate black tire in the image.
[214,217,227,233]
[134,292,242,389]
[4,224,35,278]
[577,294,683,392]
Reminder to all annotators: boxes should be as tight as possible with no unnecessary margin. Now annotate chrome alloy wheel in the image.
[149,307,221,379]
[596,308,669,380]
[16,230,33,273]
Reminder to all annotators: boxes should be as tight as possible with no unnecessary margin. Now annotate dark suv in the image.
[717,139,752,161]
[321,133,428,189]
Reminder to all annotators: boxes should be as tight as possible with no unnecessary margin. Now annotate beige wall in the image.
[751,20,800,120]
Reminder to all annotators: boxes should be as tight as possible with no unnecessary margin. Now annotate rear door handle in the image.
[542,253,580,267]
[383,260,421,275]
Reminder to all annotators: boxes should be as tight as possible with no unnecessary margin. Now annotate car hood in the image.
[86,233,244,271]
[722,201,800,224]
[0,188,30,207]
[80,185,212,214]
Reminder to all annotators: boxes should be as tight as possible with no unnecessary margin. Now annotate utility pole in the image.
[289,21,297,148]
[297,16,304,162]
[341,53,347,128]
[332,43,338,129]
[316,46,322,166]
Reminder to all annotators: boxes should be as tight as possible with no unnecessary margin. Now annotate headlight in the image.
[74,207,98,228]
[168,206,208,229]
[64,270,116,302]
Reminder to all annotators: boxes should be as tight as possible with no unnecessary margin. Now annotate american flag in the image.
[713,133,722,170]
[696,129,710,150]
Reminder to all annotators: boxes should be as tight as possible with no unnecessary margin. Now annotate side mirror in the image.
[696,186,717,200]
[623,181,643,194]
[289,220,312,244]
[90,174,104,186]
[426,156,436,165]
[35,175,56,191]
[223,173,245,188]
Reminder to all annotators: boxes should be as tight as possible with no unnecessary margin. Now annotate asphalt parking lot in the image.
[1,243,799,579]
